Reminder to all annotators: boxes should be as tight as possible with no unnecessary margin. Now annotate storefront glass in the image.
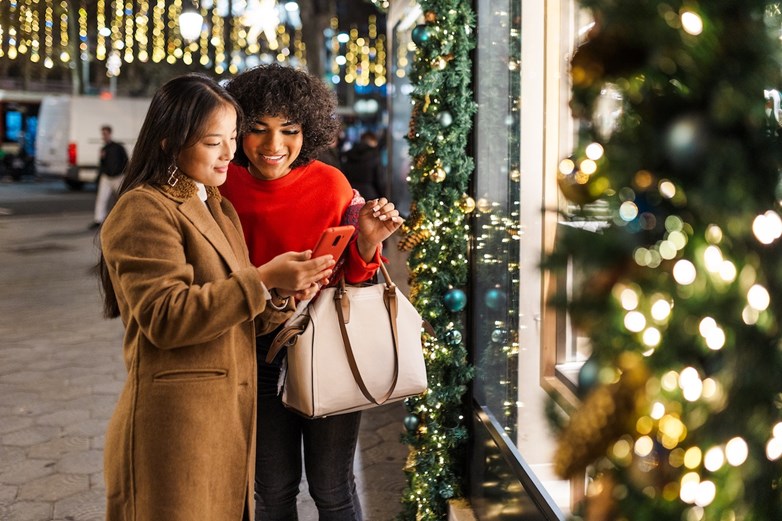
[471,0,522,440]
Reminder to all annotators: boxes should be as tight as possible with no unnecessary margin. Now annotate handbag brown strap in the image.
[266,314,310,364]
[335,262,401,405]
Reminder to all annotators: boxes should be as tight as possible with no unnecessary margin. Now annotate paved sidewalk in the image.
[0,212,407,521]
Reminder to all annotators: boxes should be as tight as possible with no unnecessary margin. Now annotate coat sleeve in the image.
[102,190,271,349]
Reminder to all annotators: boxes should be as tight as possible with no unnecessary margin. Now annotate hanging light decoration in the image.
[178,0,203,42]
[326,13,387,90]
[0,0,308,77]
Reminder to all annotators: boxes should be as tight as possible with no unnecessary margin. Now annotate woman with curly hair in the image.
[220,64,402,520]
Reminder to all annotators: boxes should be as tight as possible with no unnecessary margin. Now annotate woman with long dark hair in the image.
[98,73,334,520]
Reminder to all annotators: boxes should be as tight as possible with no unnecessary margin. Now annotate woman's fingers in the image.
[366,198,404,223]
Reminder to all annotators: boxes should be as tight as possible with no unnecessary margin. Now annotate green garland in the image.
[547,1,782,519]
[396,1,476,520]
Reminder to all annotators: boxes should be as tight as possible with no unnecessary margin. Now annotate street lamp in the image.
[179,1,204,42]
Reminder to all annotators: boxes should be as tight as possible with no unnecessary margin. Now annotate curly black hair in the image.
[225,64,341,169]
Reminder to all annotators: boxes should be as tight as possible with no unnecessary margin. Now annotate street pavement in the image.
[0,179,408,520]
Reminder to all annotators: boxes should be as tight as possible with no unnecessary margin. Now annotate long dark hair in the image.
[98,73,242,319]
[225,63,341,169]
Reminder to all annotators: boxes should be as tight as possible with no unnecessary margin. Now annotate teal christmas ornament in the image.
[404,414,420,432]
[443,288,467,312]
[411,24,431,45]
[444,329,463,345]
[485,288,506,310]
[490,328,506,344]
[577,356,601,397]
[438,111,453,128]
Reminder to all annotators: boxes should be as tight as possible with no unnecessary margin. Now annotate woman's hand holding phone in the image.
[256,251,334,297]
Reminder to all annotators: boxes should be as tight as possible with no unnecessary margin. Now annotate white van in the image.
[35,95,151,189]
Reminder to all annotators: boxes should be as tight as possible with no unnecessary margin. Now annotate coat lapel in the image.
[178,197,243,273]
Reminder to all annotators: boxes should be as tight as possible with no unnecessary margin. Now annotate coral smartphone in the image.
[312,225,355,260]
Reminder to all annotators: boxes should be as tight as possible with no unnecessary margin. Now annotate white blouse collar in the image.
[195,181,208,203]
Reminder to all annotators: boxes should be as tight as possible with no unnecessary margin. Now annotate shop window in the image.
[471,0,522,440]
[470,0,601,516]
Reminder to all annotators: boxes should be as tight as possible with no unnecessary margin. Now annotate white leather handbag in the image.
[267,262,429,418]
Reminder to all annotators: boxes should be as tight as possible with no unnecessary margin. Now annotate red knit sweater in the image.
[220,160,380,284]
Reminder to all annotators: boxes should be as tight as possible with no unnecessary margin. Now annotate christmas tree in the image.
[393,1,476,520]
[548,1,782,519]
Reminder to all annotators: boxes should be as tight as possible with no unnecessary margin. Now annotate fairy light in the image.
[681,10,703,36]
[42,0,54,68]
[165,0,178,64]
[725,437,748,466]
[58,0,69,62]
[703,446,725,472]
[375,34,386,85]
[212,10,225,74]
[747,284,770,311]
[673,259,697,285]
[679,367,703,402]
[698,317,726,350]
[680,471,700,503]
[77,3,88,61]
[642,327,661,347]
[683,447,702,469]
[135,0,149,62]
[585,142,605,160]
[18,0,31,56]
[197,9,208,66]
[96,0,107,59]
[294,28,306,66]
[8,21,18,60]
[694,480,716,507]
[149,0,163,61]
[111,0,123,57]
[124,0,134,62]
[753,210,782,244]
[624,311,646,333]
[650,401,666,419]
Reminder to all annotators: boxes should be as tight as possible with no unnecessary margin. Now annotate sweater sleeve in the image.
[338,189,382,284]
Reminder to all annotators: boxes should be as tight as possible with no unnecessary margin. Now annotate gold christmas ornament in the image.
[476,197,493,213]
[510,168,521,182]
[458,194,476,213]
[429,166,447,182]
[557,170,609,206]
[424,10,437,23]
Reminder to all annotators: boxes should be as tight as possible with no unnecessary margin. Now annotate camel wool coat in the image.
[100,179,292,521]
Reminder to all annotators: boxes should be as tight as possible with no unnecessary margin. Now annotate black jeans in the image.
[255,332,363,521]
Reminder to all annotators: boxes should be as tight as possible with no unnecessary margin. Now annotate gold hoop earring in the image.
[166,163,179,187]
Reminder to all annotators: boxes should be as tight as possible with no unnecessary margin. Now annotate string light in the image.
[1,0,309,77]
[326,15,386,89]
[43,0,53,68]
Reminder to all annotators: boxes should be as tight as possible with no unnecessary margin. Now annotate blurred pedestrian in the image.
[97,73,334,521]
[341,130,387,200]
[317,136,342,169]
[91,125,128,229]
